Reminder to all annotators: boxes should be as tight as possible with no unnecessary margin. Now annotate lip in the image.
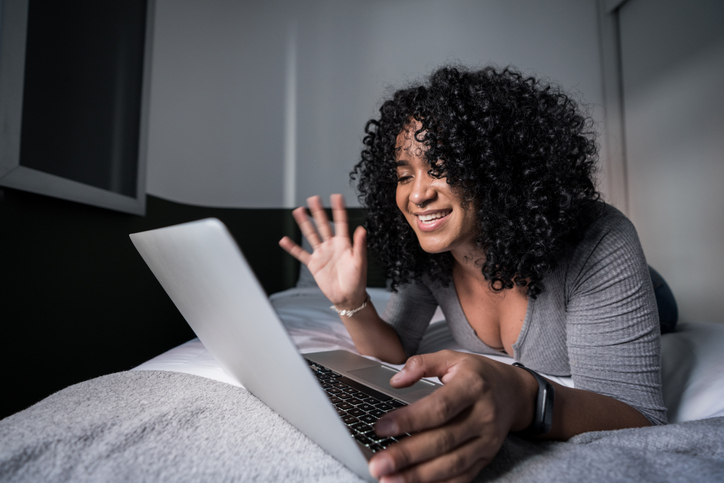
[413,209,452,232]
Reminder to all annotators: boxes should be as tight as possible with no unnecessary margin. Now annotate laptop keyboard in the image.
[305,358,411,453]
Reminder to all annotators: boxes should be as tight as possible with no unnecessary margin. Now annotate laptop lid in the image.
[130,218,373,481]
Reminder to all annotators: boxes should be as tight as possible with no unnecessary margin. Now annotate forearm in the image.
[337,299,407,364]
[512,367,651,440]
[543,383,651,439]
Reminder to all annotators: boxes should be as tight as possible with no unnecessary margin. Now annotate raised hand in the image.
[279,194,368,310]
[368,351,535,483]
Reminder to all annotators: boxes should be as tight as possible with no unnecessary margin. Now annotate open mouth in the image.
[417,210,452,224]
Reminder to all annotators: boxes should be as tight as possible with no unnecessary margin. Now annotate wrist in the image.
[511,363,555,436]
[510,364,538,432]
[331,293,369,317]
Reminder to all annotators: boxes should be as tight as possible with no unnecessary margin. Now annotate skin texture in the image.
[395,123,479,256]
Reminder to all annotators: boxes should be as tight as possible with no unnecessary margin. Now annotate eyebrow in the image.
[395,159,409,167]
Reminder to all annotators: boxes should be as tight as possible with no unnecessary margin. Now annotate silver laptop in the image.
[129,218,440,481]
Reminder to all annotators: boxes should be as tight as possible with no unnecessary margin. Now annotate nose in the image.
[410,172,437,207]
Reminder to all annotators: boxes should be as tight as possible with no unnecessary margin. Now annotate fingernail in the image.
[391,368,405,383]
[369,454,394,477]
[375,418,397,436]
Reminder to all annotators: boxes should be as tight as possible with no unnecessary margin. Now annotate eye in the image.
[396,175,412,184]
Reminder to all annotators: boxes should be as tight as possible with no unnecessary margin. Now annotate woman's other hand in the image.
[369,351,536,483]
[279,194,368,310]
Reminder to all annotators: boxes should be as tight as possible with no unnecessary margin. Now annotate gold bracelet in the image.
[330,294,369,318]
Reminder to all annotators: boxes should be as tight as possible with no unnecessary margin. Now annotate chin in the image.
[416,238,450,254]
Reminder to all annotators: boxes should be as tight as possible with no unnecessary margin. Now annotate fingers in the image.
[292,195,350,249]
[330,193,350,240]
[373,435,493,483]
[353,225,367,266]
[376,353,482,437]
[390,351,457,388]
[373,409,479,473]
[292,206,324,249]
[278,236,311,265]
[307,196,334,242]
[369,353,509,481]
[376,379,480,440]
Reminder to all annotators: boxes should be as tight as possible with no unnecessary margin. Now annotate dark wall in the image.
[0,187,383,420]
[0,188,303,419]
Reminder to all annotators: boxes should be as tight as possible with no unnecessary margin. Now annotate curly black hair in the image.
[352,65,600,298]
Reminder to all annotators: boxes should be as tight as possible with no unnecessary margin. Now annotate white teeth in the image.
[418,211,450,223]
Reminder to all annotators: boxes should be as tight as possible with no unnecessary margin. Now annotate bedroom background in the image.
[1,0,722,420]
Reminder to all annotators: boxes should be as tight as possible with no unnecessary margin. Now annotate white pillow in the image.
[661,321,724,423]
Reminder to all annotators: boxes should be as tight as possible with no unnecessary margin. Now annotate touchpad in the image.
[348,365,439,400]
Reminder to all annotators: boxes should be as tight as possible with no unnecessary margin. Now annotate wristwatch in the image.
[513,362,555,436]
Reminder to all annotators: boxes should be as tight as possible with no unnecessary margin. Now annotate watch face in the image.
[514,363,555,435]
[541,384,555,433]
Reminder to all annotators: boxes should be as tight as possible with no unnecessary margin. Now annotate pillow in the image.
[661,321,724,423]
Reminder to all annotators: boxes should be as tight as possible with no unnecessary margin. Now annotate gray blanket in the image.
[1,371,723,482]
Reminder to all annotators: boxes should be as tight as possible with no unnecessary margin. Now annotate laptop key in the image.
[351,422,373,433]
[380,438,397,448]
[335,401,354,410]
[369,409,386,418]
[364,430,386,442]
[342,415,358,424]
[347,408,365,417]
[359,414,378,424]
[357,403,376,412]
[354,434,373,445]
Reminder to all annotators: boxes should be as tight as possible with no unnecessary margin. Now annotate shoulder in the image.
[579,202,640,250]
[564,202,647,282]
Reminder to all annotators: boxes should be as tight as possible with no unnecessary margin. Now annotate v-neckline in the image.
[446,281,534,359]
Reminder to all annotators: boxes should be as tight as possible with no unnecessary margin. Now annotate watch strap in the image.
[513,362,555,436]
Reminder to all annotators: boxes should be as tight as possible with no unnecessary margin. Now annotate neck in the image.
[451,245,486,281]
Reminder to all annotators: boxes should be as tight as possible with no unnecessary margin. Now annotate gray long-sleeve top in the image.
[382,203,668,425]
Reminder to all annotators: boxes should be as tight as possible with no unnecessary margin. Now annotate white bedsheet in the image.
[134,287,724,423]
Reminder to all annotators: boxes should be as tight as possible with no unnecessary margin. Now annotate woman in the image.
[280,66,666,483]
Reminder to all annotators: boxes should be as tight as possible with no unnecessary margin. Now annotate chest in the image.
[453,273,529,356]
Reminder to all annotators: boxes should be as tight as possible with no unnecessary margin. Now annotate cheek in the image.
[395,185,407,214]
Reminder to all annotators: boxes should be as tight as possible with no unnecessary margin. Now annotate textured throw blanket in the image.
[1,371,723,482]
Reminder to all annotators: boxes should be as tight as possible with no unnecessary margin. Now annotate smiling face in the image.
[394,123,479,256]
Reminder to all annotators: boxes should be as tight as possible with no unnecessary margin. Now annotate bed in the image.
[2,286,724,482]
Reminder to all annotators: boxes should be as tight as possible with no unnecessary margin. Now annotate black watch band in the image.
[513,362,555,436]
